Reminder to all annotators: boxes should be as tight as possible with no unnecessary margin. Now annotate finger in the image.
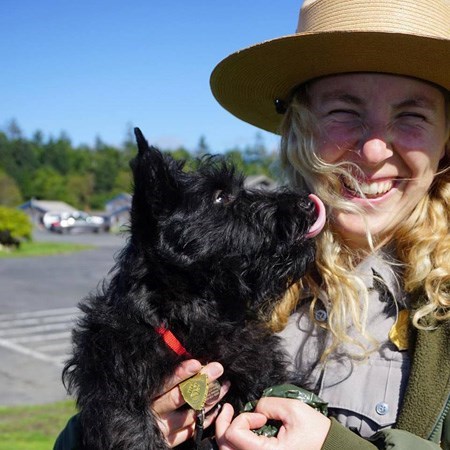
[230,411,268,433]
[156,359,202,398]
[217,410,269,450]
[255,398,331,449]
[215,403,237,450]
[254,397,299,424]
[152,359,202,414]
[157,380,229,435]
[215,403,235,440]
[200,361,225,381]
[203,402,223,429]
[216,405,267,440]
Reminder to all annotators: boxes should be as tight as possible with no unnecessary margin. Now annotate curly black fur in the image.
[63,128,318,449]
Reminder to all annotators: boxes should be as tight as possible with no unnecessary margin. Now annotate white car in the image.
[47,211,108,234]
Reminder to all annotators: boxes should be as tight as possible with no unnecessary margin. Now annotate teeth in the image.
[360,181,393,195]
[343,179,393,197]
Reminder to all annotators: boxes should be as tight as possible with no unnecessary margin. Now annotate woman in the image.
[155,0,450,449]
[214,71,450,450]
[55,0,449,448]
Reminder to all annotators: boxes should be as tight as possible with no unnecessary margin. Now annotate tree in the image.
[5,119,22,140]
[42,133,73,175]
[30,167,68,201]
[65,173,95,210]
[4,137,41,199]
[0,169,23,206]
[69,146,94,173]
[113,170,132,194]
[91,146,121,194]
[224,149,246,174]
[195,135,210,157]
[243,132,267,164]
[32,130,45,146]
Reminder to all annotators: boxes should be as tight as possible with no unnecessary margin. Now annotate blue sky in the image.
[1,1,302,153]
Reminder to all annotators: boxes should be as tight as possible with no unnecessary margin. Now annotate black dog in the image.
[63,128,325,449]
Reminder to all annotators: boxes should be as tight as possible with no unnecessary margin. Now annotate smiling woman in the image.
[275,70,450,357]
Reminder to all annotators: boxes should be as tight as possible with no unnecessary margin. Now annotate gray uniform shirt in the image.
[277,254,411,438]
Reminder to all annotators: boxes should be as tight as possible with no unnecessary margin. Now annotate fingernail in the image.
[186,360,202,373]
[208,363,224,378]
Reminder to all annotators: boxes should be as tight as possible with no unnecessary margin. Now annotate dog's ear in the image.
[134,127,157,159]
[130,128,183,219]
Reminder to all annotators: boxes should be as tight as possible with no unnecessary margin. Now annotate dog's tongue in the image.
[306,194,326,239]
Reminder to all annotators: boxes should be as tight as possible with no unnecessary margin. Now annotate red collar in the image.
[155,326,192,358]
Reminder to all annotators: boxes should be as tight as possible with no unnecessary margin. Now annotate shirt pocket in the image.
[319,357,409,435]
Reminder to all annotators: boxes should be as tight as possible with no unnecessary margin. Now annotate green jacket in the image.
[323,308,450,449]
[55,304,450,449]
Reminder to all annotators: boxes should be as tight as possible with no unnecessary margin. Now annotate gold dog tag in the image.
[389,309,410,351]
[179,373,208,410]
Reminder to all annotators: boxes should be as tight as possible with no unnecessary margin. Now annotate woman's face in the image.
[308,73,449,248]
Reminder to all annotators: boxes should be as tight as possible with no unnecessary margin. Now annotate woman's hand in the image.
[151,359,230,448]
[215,397,331,450]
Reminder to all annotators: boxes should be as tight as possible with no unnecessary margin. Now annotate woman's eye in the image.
[399,112,427,121]
[328,109,358,118]
[213,190,234,205]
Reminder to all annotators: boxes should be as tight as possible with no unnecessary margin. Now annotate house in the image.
[105,193,132,229]
[19,199,78,227]
[105,193,132,214]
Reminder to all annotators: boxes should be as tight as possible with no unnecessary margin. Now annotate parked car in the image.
[47,211,108,234]
[42,211,66,230]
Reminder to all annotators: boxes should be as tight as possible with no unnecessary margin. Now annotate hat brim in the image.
[210,31,450,134]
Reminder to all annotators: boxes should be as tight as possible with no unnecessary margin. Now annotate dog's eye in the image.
[213,190,234,205]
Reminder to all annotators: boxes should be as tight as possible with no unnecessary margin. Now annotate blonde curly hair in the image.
[269,82,450,359]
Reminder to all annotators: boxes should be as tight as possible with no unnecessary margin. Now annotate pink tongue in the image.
[306,194,326,238]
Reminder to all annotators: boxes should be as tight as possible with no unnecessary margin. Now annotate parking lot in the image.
[0,229,126,405]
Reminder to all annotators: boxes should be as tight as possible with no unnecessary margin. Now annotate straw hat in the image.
[210,0,450,134]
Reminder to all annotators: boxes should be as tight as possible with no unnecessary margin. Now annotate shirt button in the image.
[315,309,328,322]
[375,402,389,415]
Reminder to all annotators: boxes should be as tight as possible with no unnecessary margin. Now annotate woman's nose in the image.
[358,127,394,166]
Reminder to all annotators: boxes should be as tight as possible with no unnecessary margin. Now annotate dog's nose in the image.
[305,197,316,215]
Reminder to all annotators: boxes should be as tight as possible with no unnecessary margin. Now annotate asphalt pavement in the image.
[0,229,127,406]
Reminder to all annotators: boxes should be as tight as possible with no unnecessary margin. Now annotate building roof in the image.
[19,200,78,213]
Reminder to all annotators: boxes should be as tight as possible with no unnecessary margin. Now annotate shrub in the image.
[0,206,32,248]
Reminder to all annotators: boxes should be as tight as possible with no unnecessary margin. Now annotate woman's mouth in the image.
[342,177,396,199]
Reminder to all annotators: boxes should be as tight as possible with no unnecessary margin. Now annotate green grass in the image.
[0,400,77,450]
[0,241,93,258]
